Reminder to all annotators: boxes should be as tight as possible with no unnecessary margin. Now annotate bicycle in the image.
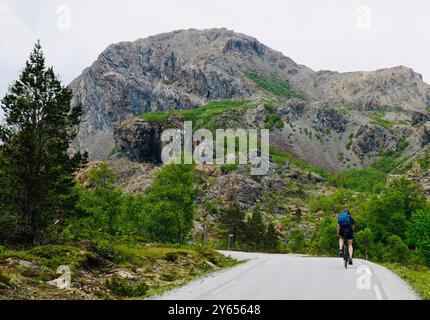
[342,243,349,269]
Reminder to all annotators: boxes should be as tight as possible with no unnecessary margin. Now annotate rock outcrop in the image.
[113,120,164,164]
[352,125,394,157]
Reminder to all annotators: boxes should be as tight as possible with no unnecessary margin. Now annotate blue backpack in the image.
[338,210,352,226]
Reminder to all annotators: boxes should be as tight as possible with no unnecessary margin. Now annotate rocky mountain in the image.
[69,28,430,162]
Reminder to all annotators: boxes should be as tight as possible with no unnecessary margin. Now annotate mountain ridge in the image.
[69,28,430,162]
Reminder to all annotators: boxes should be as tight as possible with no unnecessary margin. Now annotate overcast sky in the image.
[1,0,430,101]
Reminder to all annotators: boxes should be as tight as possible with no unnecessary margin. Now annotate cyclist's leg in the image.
[339,237,344,250]
[348,239,353,258]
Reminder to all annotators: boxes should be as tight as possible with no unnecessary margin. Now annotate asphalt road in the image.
[155,251,419,300]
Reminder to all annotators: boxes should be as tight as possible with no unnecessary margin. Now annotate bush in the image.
[105,276,149,297]
[288,228,306,253]
[164,252,179,262]
[384,235,410,264]
[310,216,338,255]
[220,164,238,174]
[92,240,127,263]
[354,228,374,260]
[328,167,387,194]
[407,210,430,265]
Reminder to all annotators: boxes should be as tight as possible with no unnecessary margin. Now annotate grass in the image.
[328,153,408,194]
[264,104,284,130]
[371,115,395,128]
[139,99,253,127]
[384,263,430,300]
[0,242,239,299]
[371,111,410,129]
[244,70,307,100]
[270,146,327,178]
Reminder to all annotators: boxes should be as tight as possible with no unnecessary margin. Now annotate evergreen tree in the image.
[219,201,246,246]
[288,228,306,253]
[264,222,279,250]
[246,208,266,250]
[0,41,85,243]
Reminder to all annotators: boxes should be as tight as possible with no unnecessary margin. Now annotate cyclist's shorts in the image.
[339,226,354,240]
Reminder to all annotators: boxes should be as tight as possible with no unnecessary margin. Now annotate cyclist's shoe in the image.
[338,249,344,257]
[348,258,353,265]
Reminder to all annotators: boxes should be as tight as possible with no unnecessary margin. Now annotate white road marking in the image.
[373,285,383,300]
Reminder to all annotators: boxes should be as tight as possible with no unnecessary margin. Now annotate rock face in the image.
[313,67,430,111]
[313,107,346,133]
[70,28,430,160]
[113,120,164,163]
[412,112,430,126]
[352,125,394,157]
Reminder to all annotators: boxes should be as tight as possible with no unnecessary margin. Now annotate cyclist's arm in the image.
[336,224,340,236]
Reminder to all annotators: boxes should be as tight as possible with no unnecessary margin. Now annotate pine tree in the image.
[0,41,86,243]
[246,208,266,250]
[219,201,246,246]
[264,223,279,250]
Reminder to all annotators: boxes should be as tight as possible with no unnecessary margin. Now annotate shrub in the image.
[105,276,149,297]
[92,240,127,263]
[310,216,338,255]
[384,235,410,264]
[354,228,374,260]
[220,164,238,174]
[407,210,430,265]
[288,228,306,253]
[164,252,179,262]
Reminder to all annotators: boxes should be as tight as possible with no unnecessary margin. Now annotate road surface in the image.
[155,251,418,300]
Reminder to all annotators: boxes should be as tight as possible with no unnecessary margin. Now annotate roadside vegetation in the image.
[0,43,238,299]
[383,263,430,300]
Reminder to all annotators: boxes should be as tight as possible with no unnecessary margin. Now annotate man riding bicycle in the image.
[337,209,355,265]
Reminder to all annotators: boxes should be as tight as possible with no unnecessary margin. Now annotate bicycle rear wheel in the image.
[343,245,348,269]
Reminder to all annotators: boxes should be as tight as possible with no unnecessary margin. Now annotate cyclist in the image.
[337,209,355,265]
